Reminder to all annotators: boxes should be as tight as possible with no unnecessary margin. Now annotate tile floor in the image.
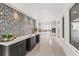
[26,32,66,56]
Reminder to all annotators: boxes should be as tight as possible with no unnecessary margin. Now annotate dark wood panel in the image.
[0,45,4,56]
[36,34,40,43]
[9,40,26,56]
[26,37,36,51]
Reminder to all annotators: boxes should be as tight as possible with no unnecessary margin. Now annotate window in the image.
[70,3,79,50]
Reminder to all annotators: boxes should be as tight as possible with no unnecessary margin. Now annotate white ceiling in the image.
[5,3,68,23]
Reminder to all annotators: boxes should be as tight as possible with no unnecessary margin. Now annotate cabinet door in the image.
[31,36,36,48]
[26,37,36,51]
[9,40,26,56]
[26,38,31,51]
[0,45,4,56]
[36,35,40,43]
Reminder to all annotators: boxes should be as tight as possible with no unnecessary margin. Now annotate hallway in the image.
[0,3,79,56]
[26,32,66,56]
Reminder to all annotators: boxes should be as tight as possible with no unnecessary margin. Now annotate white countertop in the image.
[0,32,40,46]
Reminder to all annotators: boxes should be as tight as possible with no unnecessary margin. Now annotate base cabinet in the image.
[0,45,4,56]
[36,34,40,43]
[26,37,36,51]
[0,34,40,56]
[9,40,26,56]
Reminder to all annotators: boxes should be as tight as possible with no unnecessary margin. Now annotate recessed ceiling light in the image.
[44,9,47,13]
[46,16,48,18]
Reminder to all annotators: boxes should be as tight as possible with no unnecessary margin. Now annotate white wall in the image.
[56,3,79,56]
[52,21,56,28]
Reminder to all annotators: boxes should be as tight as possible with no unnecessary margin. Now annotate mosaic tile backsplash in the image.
[0,3,34,39]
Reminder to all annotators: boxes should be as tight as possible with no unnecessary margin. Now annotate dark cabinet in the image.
[36,34,40,43]
[9,40,26,56]
[0,45,4,56]
[26,37,36,51]
[26,38,31,51]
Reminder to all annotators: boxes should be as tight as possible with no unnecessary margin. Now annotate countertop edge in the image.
[0,33,40,46]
